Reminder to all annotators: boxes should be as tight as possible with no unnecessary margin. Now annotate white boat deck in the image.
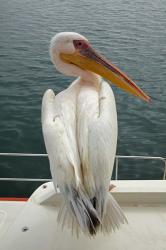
[0,180,166,250]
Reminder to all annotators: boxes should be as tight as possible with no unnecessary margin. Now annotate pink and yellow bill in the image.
[60,40,150,102]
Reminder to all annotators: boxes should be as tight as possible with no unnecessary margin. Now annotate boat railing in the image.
[0,153,165,181]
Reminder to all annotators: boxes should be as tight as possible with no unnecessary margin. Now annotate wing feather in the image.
[88,81,117,191]
[42,88,82,190]
[77,81,117,196]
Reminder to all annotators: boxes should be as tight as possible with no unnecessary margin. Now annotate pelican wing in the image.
[42,88,81,190]
[77,80,117,196]
[88,81,117,190]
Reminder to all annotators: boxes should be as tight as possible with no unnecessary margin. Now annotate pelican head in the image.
[50,32,150,101]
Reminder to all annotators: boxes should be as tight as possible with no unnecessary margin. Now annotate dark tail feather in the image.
[57,186,101,236]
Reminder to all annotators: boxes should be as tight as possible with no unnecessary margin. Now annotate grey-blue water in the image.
[0,0,166,197]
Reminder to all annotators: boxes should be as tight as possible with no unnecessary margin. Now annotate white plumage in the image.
[42,32,149,236]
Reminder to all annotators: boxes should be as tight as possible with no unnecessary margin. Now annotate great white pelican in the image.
[42,32,150,236]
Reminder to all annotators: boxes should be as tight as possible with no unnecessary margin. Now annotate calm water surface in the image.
[0,0,166,196]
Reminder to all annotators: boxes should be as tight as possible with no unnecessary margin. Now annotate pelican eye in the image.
[73,40,85,49]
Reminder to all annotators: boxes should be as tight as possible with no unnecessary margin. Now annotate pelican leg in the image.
[109,184,116,192]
